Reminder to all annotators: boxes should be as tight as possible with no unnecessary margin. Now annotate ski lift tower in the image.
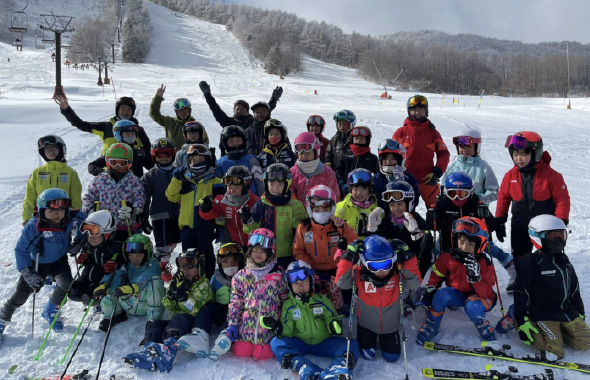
[40,13,74,98]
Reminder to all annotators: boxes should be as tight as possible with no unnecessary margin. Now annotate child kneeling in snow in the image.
[263,260,359,380]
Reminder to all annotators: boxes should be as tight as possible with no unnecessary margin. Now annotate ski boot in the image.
[99,311,127,332]
[123,337,178,373]
[41,301,63,331]
[208,328,232,361]
[177,328,210,357]
[495,304,515,334]
[474,319,496,341]
[360,348,375,360]
[320,356,352,380]
[292,355,322,380]
[416,312,442,345]
[505,264,517,294]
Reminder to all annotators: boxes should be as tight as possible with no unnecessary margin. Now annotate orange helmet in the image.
[451,216,489,255]
[505,131,543,163]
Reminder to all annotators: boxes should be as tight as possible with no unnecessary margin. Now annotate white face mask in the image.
[312,212,331,225]
[223,266,239,277]
[122,136,136,145]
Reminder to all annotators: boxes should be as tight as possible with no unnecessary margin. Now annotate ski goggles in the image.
[186,144,210,156]
[529,229,567,241]
[45,199,70,210]
[218,243,241,257]
[265,119,284,129]
[351,126,370,137]
[80,222,102,236]
[382,190,409,202]
[505,135,531,150]
[107,158,130,167]
[174,98,191,111]
[184,122,203,132]
[446,188,472,200]
[363,258,394,273]
[408,95,428,107]
[378,139,403,152]
[264,170,290,182]
[125,242,146,254]
[307,196,334,209]
[248,234,275,249]
[286,268,311,283]
[307,116,324,127]
[178,257,199,270]
[348,171,372,186]
[453,136,482,146]
[223,175,251,186]
[152,148,176,157]
[452,219,482,237]
[38,135,60,149]
[294,143,315,153]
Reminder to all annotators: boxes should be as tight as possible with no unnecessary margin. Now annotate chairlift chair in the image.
[35,36,45,49]
[42,29,55,44]
[8,0,29,33]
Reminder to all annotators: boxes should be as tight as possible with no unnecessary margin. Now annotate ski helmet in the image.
[105,143,133,171]
[453,127,482,155]
[284,260,315,300]
[382,181,415,212]
[294,132,321,160]
[263,119,288,146]
[305,184,337,218]
[112,120,138,144]
[528,214,567,252]
[186,144,212,175]
[246,228,277,265]
[224,165,252,195]
[347,168,373,188]
[378,139,407,173]
[174,98,191,112]
[177,248,205,280]
[37,188,71,220]
[505,131,543,164]
[220,125,246,154]
[115,96,136,118]
[150,138,177,160]
[80,210,117,241]
[351,126,372,146]
[451,216,489,255]
[333,110,356,130]
[445,172,474,201]
[406,94,429,118]
[306,115,326,133]
[182,121,205,143]
[361,235,397,273]
[37,135,66,162]
[216,242,245,277]
[264,163,292,195]
[123,234,154,263]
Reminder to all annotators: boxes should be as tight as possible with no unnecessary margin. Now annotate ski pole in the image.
[398,263,410,380]
[32,251,40,339]
[60,298,95,365]
[121,201,132,237]
[95,296,119,380]
[60,303,98,380]
[345,264,356,370]
[486,244,506,318]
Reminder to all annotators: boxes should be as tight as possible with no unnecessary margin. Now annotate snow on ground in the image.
[1,1,590,379]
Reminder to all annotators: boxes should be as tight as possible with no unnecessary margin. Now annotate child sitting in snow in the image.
[226,229,288,359]
[335,168,378,240]
[262,260,360,380]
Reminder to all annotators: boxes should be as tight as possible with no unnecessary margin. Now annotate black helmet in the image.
[186,144,212,175]
[224,165,252,195]
[220,125,246,154]
[38,135,66,162]
[263,119,287,146]
[115,96,136,118]
[176,248,206,281]
[182,121,205,143]
[264,163,292,195]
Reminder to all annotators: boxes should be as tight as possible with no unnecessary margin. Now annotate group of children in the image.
[0,90,587,380]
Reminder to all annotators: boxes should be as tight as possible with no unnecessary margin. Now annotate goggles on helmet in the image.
[294,143,315,153]
[265,170,289,182]
[307,196,334,209]
[348,171,372,186]
[351,127,370,137]
[408,95,428,108]
[125,242,146,254]
[46,199,71,210]
[529,229,567,242]
[219,243,240,257]
[107,158,130,168]
[80,222,102,237]
[452,219,481,237]
[223,175,250,186]
[174,98,191,111]
[453,136,482,146]
[378,139,402,151]
[307,116,324,127]
[382,190,407,202]
[38,136,60,149]
[286,268,309,283]
[505,135,531,150]
[248,234,275,249]
[178,257,199,271]
[446,188,471,200]
[187,144,209,155]
[152,148,175,157]
[265,119,284,128]
[364,258,394,273]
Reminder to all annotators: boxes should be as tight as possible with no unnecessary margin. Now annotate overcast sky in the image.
[230,0,590,44]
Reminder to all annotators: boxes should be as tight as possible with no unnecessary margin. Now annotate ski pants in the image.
[515,317,590,359]
[0,255,72,322]
[511,223,533,260]
[193,302,228,333]
[101,276,165,321]
[356,324,400,361]
[271,336,359,366]
[489,242,512,268]
[431,287,494,323]
[153,218,180,260]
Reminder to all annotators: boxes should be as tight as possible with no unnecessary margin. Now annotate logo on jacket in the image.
[293,308,301,320]
[60,174,68,183]
[364,282,377,293]
[541,270,556,276]
[304,231,313,243]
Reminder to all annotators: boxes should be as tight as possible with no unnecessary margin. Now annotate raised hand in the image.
[156,84,166,97]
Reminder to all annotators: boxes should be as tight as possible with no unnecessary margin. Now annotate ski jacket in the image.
[316,133,330,163]
[440,155,499,205]
[142,165,180,221]
[256,144,297,173]
[149,95,210,149]
[60,106,151,156]
[514,250,584,323]
[290,163,340,204]
[495,151,570,225]
[335,194,379,240]
[22,160,82,220]
[392,118,450,181]
[374,171,421,210]
[243,194,307,258]
[161,275,213,317]
[15,211,86,271]
[342,151,379,176]
[204,94,276,131]
[210,269,233,305]
[88,148,154,179]
[165,168,223,229]
[325,131,352,181]
[227,264,288,345]
[83,171,144,232]
[280,292,340,345]
[428,249,497,302]
[335,257,421,334]
[199,192,259,247]
[81,239,124,283]
[215,155,264,196]
[293,220,358,271]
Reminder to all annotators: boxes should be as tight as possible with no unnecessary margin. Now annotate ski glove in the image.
[118,206,133,221]
[271,86,283,101]
[93,283,108,299]
[237,205,254,225]
[367,207,384,232]
[328,319,343,335]
[423,172,439,186]
[341,239,364,264]
[137,213,153,235]
[21,268,44,292]
[419,286,437,307]
[173,166,187,181]
[227,325,239,342]
[259,316,283,337]
[68,237,85,255]
[403,212,424,240]
[115,284,139,297]
[76,252,88,265]
[517,317,538,345]
[103,260,117,274]
[495,223,506,243]
[167,272,189,303]
[337,237,348,251]
[476,204,491,219]
[464,255,481,283]
[199,196,213,213]
[199,81,211,97]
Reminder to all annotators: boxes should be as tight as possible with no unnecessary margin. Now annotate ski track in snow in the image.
[0,1,589,379]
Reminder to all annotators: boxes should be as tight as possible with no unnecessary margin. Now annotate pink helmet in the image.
[247,228,277,253]
[294,132,321,159]
[305,184,337,218]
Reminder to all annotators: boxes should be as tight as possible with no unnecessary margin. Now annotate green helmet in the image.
[124,234,154,262]
[106,142,134,161]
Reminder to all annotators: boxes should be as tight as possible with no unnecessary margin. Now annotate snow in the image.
[1,1,589,379]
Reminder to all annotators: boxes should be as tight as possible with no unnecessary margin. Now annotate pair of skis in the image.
[422,367,560,380]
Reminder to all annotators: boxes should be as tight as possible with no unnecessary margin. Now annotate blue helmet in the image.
[37,188,71,219]
[362,235,395,262]
[284,260,315,299]
[112,120,138,143]
[382,180,415,212]
[445,172,473,190]
[333,109,356,129]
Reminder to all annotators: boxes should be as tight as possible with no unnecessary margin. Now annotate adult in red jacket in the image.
[306,115,330,163]
[392,95,449,207]
[495,132,570,260]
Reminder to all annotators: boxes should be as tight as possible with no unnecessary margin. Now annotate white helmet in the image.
[80,210,117,238]
[453,127,482,155]
[528,214,567,251]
